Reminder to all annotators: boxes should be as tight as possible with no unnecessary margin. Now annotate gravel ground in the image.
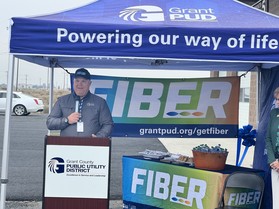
[6,200,123,209]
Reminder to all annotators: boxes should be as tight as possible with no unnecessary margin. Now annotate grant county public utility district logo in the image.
[48,157,107,176]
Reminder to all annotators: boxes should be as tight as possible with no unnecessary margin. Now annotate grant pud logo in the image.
[119,6,164,22]
[119,5,217,22]
[48,157,65,174]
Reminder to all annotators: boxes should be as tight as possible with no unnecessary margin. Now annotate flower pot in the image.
[192,150,228,170]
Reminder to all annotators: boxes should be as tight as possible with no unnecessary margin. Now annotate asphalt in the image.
[4,137,254,209]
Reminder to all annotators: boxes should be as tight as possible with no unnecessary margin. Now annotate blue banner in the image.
[71,75,240,138]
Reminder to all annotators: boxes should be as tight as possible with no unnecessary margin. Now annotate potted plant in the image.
[192,144,228,170]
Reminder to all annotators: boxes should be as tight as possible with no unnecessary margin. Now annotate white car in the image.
[0,91,44,116]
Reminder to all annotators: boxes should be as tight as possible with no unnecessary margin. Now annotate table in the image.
[122,156,264,209]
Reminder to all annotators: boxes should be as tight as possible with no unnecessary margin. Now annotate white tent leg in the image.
[47,67,54,135]
[0,54,15,209]
[49,67,54,114]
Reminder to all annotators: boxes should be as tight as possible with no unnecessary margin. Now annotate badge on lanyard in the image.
[77,121,84,132]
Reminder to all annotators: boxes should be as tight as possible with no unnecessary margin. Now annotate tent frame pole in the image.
[47,66,54,136]
[49,66,54,114]
[256,67,260,127]
[0,54,15,209]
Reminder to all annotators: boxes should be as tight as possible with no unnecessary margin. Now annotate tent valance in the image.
[10,0,279,69]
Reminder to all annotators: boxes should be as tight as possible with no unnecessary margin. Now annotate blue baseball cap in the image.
[74,68,90,80]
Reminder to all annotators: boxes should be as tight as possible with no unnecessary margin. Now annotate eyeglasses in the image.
[275,98,279,101]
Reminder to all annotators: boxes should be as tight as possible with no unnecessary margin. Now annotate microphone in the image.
[75,100,79,112]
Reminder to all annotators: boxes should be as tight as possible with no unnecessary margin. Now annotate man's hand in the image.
[67,112,80,124]
[270,159,279,173]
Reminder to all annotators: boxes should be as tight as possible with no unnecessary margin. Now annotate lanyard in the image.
[78,99,84,121]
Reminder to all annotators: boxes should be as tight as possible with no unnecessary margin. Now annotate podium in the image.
[43,136,111,209]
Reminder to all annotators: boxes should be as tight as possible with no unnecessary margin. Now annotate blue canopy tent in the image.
[2,0,279,208]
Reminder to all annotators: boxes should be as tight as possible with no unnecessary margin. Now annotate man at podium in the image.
[46,68,114,138]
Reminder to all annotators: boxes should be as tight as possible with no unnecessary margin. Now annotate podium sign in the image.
[43,136,111,209]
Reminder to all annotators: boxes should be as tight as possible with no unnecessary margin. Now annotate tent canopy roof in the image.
[10,0,279,70]
[24,0,279,27]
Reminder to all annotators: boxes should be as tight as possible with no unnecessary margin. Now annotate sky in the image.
[0,0,95,88]
[0,0,210,89]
